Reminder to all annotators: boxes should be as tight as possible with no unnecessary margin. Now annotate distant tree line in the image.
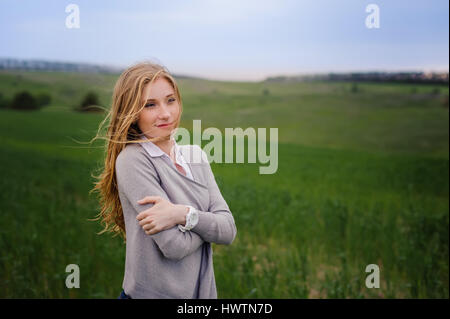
[265,72,449,85]
[0,91,52,110]
[0,90,105,113]
[0,58,122,74]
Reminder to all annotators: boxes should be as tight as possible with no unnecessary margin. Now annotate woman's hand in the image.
[136,196,188,235]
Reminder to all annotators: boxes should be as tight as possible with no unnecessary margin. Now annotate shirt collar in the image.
[139,134,181,160]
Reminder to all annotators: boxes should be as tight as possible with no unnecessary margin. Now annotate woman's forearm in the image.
[191,210,237,245]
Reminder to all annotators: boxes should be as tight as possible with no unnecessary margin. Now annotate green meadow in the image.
[0,70,448,298]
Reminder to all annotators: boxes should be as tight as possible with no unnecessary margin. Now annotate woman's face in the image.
[137,76,180,139]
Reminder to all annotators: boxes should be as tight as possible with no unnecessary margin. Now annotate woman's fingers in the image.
[145,223,162,235]
[142,219,166,235]
[143,222,154,231]
[136,196,164,221]
[135,196,172,235]
[136,207,155,221]
[143,221,155,235]
[137,195,163,205]
[138,216,152,226]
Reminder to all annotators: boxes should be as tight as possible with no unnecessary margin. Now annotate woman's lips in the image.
[157,122,172,128]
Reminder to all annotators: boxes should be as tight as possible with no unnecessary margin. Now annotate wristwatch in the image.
[178,205,199,232]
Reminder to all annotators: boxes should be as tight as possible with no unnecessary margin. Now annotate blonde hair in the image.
[89,61,183,241]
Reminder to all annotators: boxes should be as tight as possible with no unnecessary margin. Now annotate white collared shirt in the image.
[139,135,195,181]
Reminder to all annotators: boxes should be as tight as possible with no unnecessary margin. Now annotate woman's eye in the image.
[168,98,176,103]
[145,103,155,108]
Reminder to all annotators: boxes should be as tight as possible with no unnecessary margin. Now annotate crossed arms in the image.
[115,148,237,261]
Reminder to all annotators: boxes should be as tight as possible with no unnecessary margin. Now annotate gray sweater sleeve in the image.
[190,149,237,245]
[115,148,205,261]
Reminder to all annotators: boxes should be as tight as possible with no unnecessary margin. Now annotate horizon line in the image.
[0,56,448,83]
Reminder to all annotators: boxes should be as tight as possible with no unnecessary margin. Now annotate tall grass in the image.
[0,72,448,298]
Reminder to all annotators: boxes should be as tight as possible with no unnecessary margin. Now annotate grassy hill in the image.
[0,70,448,298]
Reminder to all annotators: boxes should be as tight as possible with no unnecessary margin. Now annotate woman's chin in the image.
[152,133,172,141]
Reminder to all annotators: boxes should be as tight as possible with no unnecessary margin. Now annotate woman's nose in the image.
[158,104,170,119]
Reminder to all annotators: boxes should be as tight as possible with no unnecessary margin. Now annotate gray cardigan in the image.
[115,143,237,299]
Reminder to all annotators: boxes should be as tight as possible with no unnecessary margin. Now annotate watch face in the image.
[185,207,199,229]
[191,211,199,224]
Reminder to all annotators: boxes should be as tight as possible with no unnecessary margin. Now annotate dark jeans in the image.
[117,290,132,299]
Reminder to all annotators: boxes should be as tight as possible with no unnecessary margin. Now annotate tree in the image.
[10,91,39,110]
[78,91,103,112]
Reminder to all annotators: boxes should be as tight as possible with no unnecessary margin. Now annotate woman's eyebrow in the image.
[145,93,175,101]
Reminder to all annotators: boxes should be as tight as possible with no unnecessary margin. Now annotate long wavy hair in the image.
[89,61,183,242]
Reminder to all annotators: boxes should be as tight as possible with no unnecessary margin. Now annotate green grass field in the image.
[0,70,448,298]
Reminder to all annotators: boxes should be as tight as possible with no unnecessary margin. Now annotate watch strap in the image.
[178,205,197,232]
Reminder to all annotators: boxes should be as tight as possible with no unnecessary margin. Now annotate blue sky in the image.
[0,0,448,81]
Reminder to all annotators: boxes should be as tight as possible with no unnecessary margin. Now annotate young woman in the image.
[91,62,237,299]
